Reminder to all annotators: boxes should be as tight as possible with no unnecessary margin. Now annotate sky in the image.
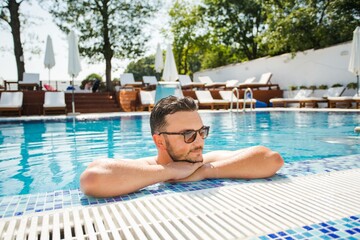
[0,1,173,86]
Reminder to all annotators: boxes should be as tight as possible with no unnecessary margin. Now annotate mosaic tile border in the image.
[0,154,360,219]
[255,215,360,240]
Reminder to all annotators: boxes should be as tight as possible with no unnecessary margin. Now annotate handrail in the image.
[243,88,254,112]
[230,88,239,112]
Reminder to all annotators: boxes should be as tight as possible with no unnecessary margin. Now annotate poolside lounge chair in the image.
[120,73,143,89]
[298,87,345,108]
[328,91,359,108]
[139,90,155,111]
[43,91,67,115]
[198,76,226,89]
[0,92,23,116]
[237,72,279,90]
[270,89,313,107]
[142,76,158,85]
[18,73,42,91]
[142,76,158,90]
[178,75,205,90]
[195,90,230,110]
[219,90,257,109]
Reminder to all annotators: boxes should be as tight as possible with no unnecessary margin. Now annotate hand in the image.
[166,161,203,180]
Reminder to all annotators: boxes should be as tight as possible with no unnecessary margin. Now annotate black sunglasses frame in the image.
[158,126,210,143]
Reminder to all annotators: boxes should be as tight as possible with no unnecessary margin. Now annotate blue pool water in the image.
[0,111,359,197]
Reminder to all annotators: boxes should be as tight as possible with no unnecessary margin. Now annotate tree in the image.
[46,0,158,91]
[262,0,360,55]
[124,55,157,81]
[168,1,205,75]
[200,0,267,60]
[0,0,25,81]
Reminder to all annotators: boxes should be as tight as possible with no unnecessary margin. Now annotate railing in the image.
[230,87,239,112]
[243,88,254,111]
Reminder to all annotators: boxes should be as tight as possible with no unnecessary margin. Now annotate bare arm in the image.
[176,146,284,182]
[80,158,203,197]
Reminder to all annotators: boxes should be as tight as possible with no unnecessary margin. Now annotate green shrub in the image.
[318,85,328,90]
[309,85,317,90]
[299,85,308,89]
[289,85,297,91]
[347,82,358,89]
[331,83,343,88]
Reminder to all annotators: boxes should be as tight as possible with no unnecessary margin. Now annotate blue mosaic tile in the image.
[257,214,360,240]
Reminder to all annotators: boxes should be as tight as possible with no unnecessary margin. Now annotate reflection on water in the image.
[0,112,359,197]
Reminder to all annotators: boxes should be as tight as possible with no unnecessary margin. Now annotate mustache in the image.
[191,146,203,152]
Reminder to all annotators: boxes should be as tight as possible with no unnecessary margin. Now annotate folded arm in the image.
[80,158,202,197]
[177,146,284,182]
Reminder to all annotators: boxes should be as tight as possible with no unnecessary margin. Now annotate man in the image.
[80,96,284,197]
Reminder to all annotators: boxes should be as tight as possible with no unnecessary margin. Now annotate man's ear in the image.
[153,134,166,150]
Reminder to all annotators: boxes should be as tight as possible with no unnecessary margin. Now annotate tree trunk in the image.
[105,57,112,91]
[8,0,25,81]
[101,0,113,91]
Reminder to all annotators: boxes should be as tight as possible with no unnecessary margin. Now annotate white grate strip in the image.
[1,168,360,239]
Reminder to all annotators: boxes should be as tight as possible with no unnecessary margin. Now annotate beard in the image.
[164,138,204,163]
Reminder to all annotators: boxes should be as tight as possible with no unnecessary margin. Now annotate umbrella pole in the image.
[48,69,51,85]
[357,74,359,96]
[72,76,75,114]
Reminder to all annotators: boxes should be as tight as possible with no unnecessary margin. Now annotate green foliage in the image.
[318,84,328,90]
[309,85,317,90]
[262,0,360,56]
[331,83,343,87]
[46,0,158,90]
[200,0,266,60]
[299,85,308,89]
[347,82,358,89]
[166,0,359,73]
[168,1,205,75]
[289,86,298,91]
[124,55,157,81]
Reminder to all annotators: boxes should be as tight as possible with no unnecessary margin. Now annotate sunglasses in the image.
[158,126,210,143]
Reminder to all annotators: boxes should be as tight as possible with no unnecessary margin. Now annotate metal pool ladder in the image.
[243,88,254,112]
[230,88,239,112]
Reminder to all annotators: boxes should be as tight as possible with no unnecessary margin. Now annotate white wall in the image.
[194,42,356,90]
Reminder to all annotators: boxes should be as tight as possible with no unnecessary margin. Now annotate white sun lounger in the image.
[18,73,42,91]
[195,90,229,109]
[198,76,226,89]
[0,92,23,116]
[139,90,156,111]
[178,75,205,90]
[120,73,143,88]
[237,72,279,90]
[43,92,67,115]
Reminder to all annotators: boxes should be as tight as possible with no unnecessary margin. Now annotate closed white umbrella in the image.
[68,30,82,114]
[155,43,163,73]
[348,26,360,96]
[44,35,55,85]
[162,44,178,82]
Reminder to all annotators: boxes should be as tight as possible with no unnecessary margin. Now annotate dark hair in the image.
[150,96,198,135]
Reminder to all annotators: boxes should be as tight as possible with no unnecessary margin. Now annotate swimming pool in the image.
[0,111,359,197]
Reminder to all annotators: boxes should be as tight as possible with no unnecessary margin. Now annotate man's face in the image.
[162,111,205,163]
